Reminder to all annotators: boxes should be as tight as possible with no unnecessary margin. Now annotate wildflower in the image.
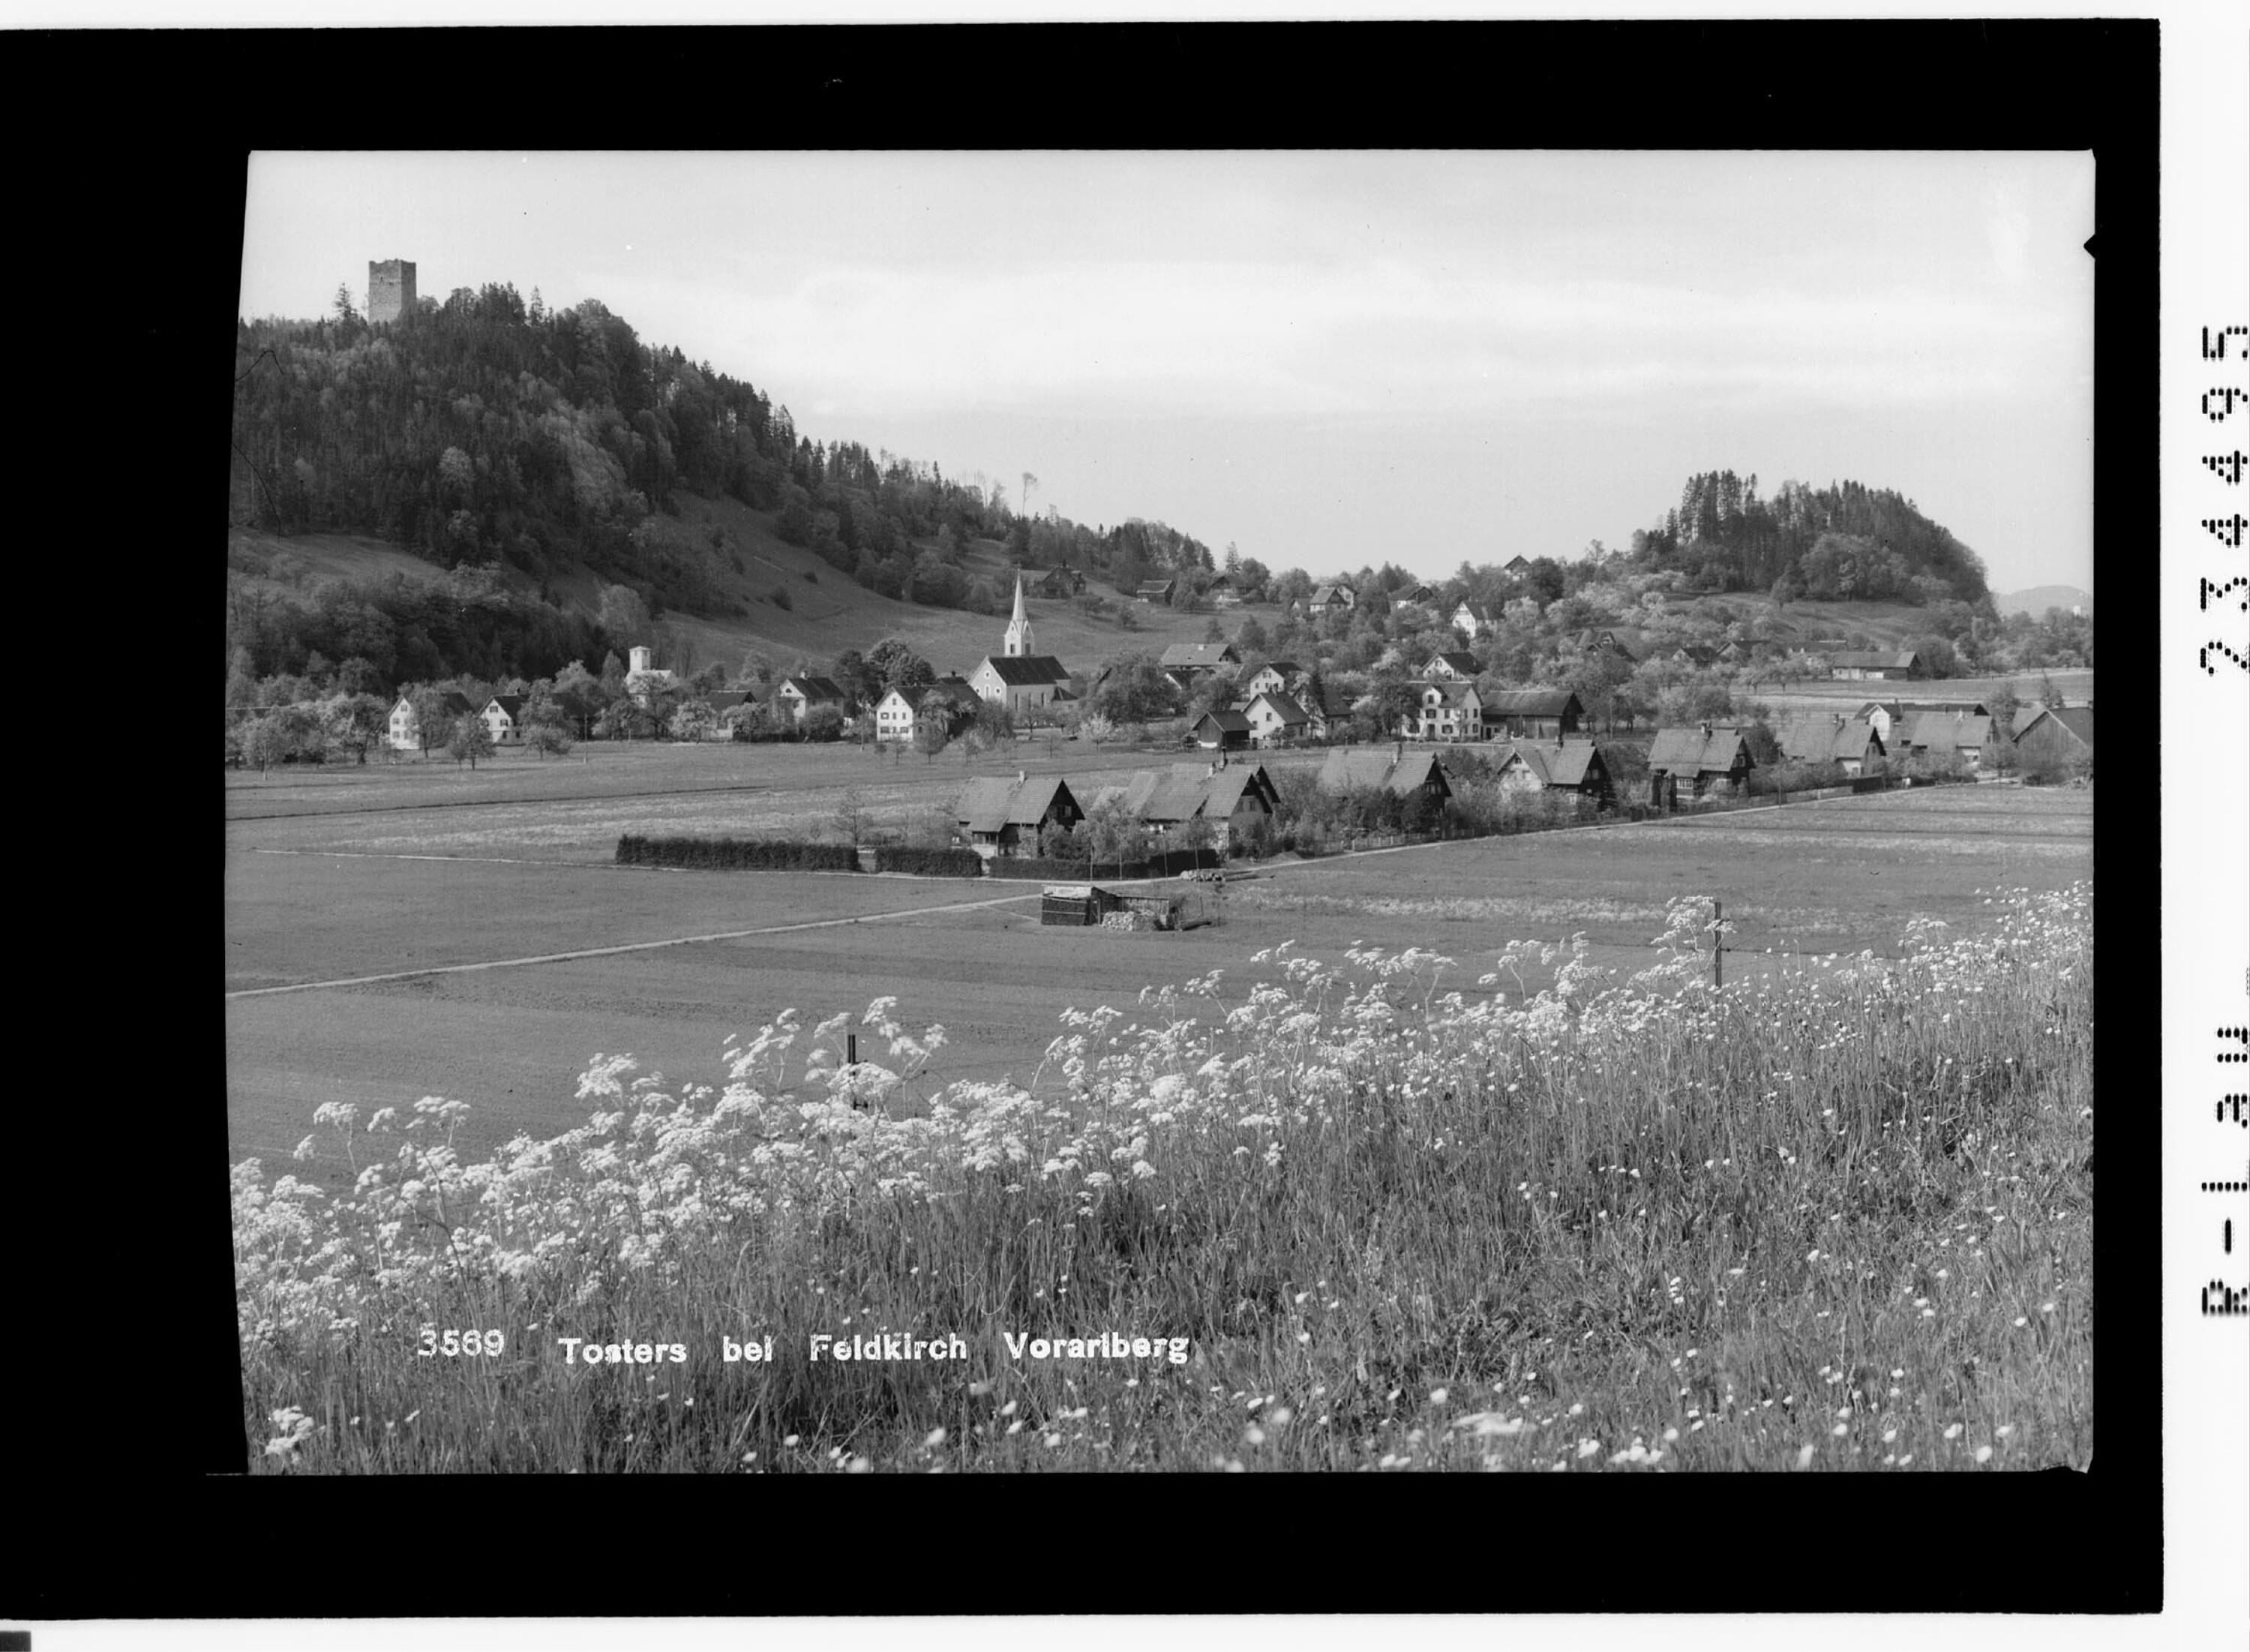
[924,1428,947,1449]
[1944,1423,1963,1440]
[1428,1387,1449,1406]
[1796,1444,1816,1469]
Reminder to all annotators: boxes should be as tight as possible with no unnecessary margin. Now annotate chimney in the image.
[1017,769,1026,785]
[1834,712,1846,729]
[1698,719,1712,739]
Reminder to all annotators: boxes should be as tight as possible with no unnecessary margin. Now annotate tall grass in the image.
[236,884,2092,1472]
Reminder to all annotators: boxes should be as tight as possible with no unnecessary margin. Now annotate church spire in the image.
[1004,569,1034,657]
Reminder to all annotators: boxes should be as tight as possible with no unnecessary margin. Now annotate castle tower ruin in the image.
[368,259,417,325]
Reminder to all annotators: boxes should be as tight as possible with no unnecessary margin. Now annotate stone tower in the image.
[1004,571,1034,658]
[368,259,418,325]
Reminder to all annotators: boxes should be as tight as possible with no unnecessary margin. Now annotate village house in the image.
[1715,639,1752,666]
[1646,721,1755,802]
[1898,710,2000,772]
[1391,581,1439,609]
[1304,582,1355,613]
[1421,649,1482,681]
[1858,698,1988,745]
[1241,661,1304,700]
[1668,644,1722,668]
[1777,713,1887,775]
[1095,759,1280,850]
[1304,683,1354,741]
[481,694,524,745]
[776,675,851,724]
[969,655,1073,718]
[1318,746,1454,814]
[1030,565,1083,598]
[1451,601,1492,640]
[1136,577,1178,604]
[1483,689,1583,740]
[874,676,980,743]
[1827,649,1922,682]
[700,689,751,739]
[956,772,1085,859]
[386,690,476,752]
[2014,704,2095,773]
[1243,691,1312,748]
[1494,738,1613,805]
[1402,680,1484,742]
[1503,554,1532,572]
[1204,574,1243,607]
[1191,708,1253,751]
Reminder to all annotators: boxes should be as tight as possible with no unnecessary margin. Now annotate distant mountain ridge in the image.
[1994,585,2092,617]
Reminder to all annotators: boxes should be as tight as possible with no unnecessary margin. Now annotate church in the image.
[966,573,1074,717]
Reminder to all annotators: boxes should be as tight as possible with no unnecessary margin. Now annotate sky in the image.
[239,151,2095,596]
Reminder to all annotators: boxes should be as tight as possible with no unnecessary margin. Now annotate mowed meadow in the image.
[227,748,2094,1471]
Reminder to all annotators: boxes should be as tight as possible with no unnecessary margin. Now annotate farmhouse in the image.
[1318,746,1453,812]
[1503,554,1532,572]
[1392,582,1439,608]
[1159,641,1241,683]
[1096,759,1280,850]
[1827,649,1922,681]
[1646,721,1755,800]
[874,676,980,742]
[969,654,1074,718]
[956,772,1084,859]
[1668,644,1722,668]
[1421,650,1481,681]
[482,694,524,745]
[1306,582,1355,613]
[1136,578,1178,604]
[1494,739,1612,804]
[1191,708,1253,751]
[1859,698,1988,744]
[386,690,476,752]
[1899,710,2000,772]
[1243,691,1312,747]
[1483,690,1583,740]
[776,675,851,724]
[1030,565,1083,598]
[1204,574,1243,607]
[2014,705,2095,773]
[1777,714,1887,775]
[1451,601,1492,639]
[1402,680,1484,742]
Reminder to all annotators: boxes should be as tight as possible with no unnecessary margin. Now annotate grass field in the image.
[226,781,2092,1210]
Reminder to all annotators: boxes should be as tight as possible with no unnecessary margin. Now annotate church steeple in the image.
[1004,570,1034,657]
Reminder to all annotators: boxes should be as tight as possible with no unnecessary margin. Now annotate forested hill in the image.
[1628,471,1990,604]
[230,284,1216,625]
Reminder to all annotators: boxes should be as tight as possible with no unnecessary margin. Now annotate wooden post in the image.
[1712,898,1724,989]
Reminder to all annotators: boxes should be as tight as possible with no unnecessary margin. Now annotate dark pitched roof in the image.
[1828,649,1921,670]
[1160,642,1240,669]
[2020,705,2094,749]
[1309,583,1354,605]
[977,655,1072,687]
[1498,741,1607,788]
[958,775,1080,833]
[1648,724,1752,775]
[437,691,476,716]
[1195,709,1253,734]
[1777,716,1885,763]
[1318,748,1450,799]
[1426,651,1481,676]
[1136,579,1178,598]
[1484,690,1581,718]
[705,690,750,712]
[487,695,524,718]
[1412,680,1483,709]
[781,676,848,703]
[1902,711,1996,751]
[1671,645,1721,667]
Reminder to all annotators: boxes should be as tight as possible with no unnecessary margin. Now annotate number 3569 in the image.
[418,1329,506,1357]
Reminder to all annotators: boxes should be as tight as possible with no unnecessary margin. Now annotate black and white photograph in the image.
[223,141,2108,1485]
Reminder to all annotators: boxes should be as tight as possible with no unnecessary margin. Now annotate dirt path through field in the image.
[224,888,1040,1000]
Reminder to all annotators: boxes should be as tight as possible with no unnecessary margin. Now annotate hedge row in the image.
[617,835,860,871]
[984,855,1128,881]
[873,847,986,877]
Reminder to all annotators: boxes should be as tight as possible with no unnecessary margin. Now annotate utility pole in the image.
[1712,898,1725,988]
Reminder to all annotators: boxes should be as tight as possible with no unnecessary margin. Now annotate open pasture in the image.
[226,783,2090,1198]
